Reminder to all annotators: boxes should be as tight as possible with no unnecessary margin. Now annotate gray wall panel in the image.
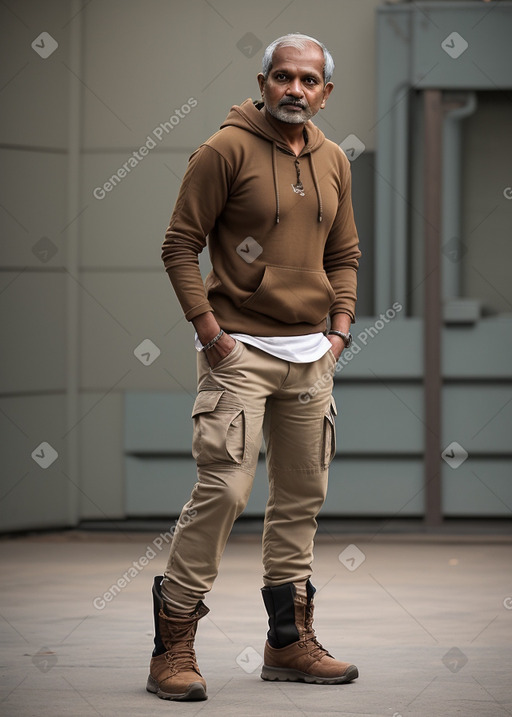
[0,271,66,394]
[412,6,512,89]
[0,1,69,148]
[80,152,191,268]
[443,319,512,379]
[125,392,195,453]
[0,394,69,531]
[79,392,125,520]
[79,271,196,392]
[443,385,512,454]
[81,1,210,149]
[326,458,424,516]
[443,459,512,516]
[334,318,423,380]
[334,384,424,454]
[0,150,68,268]
[125,456,269,517]
[460,93,512,315]
[0,0,72,532]
[125,457,196,517]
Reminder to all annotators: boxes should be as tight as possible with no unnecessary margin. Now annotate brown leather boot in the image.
[146,576,209,700]
[260,580,358,684]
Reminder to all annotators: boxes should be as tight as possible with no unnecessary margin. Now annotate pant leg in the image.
[162,340,284,611]
[262,349,337,586]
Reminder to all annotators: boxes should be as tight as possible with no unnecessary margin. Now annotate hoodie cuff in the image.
[184,302,214,322]
[330,308,355,324]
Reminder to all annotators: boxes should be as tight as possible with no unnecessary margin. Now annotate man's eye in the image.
[305,78,318,85]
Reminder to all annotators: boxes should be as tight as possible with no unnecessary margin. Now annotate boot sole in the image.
[261,664,359,684]
[146,675,207,701]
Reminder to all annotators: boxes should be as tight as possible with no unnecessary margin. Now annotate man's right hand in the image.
[204,332,237,368]
[193,311,237,368]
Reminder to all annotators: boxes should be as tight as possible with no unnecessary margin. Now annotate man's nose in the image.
[286,78,303,97]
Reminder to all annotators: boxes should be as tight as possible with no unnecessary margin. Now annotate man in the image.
[147,33,361,701]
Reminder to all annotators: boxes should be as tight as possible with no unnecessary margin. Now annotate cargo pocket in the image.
[191,389,246,466]
[321,395,337,468]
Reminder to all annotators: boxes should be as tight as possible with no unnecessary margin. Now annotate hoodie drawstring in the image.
[272,143,280,224]
[271,145,323,224]
[308,153,323,223]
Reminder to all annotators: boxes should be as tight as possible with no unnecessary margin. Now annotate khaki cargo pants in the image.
[162,339,337,612]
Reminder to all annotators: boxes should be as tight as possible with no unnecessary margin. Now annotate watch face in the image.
[344,333,353,348]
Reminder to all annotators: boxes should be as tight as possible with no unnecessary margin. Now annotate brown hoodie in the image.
[162,98,361,336]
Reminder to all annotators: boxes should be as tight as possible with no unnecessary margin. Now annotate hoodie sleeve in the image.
[161,144,233,321]
[323,153,361,323]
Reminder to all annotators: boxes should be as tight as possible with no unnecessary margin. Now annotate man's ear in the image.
[257,73,266,97]
[320,82,334,108]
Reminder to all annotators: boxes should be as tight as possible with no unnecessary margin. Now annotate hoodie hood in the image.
[221,98,326,152]
[220,98,327,223]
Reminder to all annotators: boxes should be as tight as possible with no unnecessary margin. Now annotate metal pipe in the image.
[442,92,477,300]
[423,90,443,526]
[65,0,82,526]
[392,84,409,316]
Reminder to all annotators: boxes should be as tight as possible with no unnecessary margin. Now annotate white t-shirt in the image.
[195,332,332,363]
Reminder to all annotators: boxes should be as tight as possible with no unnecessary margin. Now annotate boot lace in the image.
[164,639,199,675]
[299,604,331,661]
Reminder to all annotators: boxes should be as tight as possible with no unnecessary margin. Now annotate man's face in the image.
[258,43,333,125]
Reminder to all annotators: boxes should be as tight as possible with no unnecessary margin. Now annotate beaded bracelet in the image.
[202,329,224,352]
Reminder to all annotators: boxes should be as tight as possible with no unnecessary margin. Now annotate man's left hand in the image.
[328,313,352,360]
[327,334,345,361]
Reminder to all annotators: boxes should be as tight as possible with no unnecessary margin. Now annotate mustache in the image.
[279,98,308,109]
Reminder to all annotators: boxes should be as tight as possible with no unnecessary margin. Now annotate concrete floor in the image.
[1,530,511,717]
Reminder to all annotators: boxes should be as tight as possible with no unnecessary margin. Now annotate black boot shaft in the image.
[262,582,312,649]
[152,575,166,657]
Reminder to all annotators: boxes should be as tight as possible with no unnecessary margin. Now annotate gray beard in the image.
[266,101,313,125]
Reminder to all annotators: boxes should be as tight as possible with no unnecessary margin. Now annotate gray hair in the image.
[261,33,335,84]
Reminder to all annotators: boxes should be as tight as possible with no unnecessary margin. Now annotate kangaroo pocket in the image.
[240,265,336,325]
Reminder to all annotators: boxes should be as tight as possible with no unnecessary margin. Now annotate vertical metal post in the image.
[423,90,443,526]
[65,0,83,526]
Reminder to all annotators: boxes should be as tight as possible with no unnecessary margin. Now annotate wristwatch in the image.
[327,330,353,348]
